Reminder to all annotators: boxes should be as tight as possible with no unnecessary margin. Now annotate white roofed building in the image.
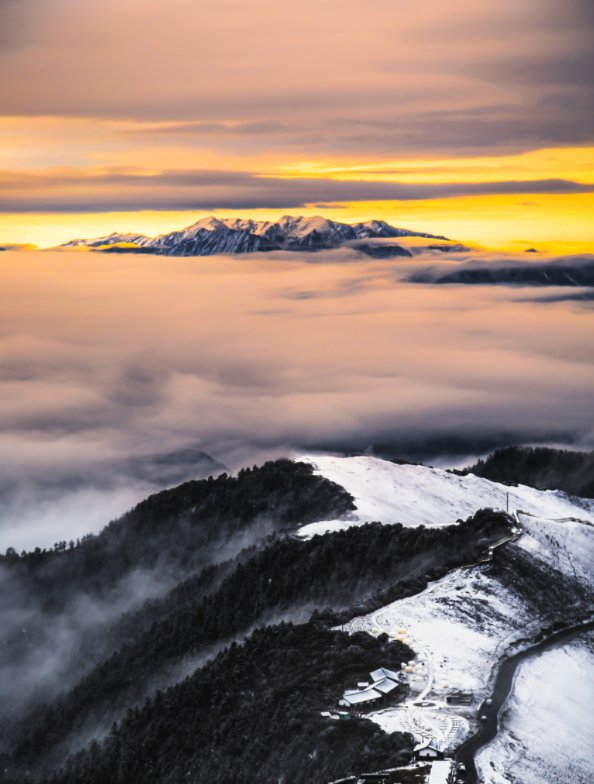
[369,667,403,683]
[414,739,443,760]
[371,677,399,695]
[339,686,382,707]
[338,666,406,710]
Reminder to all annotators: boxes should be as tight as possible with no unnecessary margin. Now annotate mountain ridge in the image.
[58,215,447,257]
[461,445,594,498]
[1,450,592,783]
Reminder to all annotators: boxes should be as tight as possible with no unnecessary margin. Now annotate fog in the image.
[1,247,593,550]
[0,511,287,723]
[0,563,174,717]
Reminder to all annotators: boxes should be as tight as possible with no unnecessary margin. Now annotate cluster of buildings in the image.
[338,667,408,710]
[324,664,463,783]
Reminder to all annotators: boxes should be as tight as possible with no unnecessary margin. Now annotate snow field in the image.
[343,565,529,750]
[295,455,594,538]
[475,635,594,784]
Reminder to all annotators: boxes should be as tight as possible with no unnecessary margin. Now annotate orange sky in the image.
[1,0,593,249]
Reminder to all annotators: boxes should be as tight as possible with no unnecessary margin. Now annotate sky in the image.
[1,0,593,249]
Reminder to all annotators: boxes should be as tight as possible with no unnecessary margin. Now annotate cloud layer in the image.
[1,168,592,213]
[1,0,593,157]
[0,247,592,549]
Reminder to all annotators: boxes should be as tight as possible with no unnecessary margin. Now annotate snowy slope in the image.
[149,226,275,255]
[298,454,594,776]
[344,561,528,750]
[475,635,594,784]
[516,513,594,588]
[341,508,594,752]
[60,232,151,249]
[295,455,594,537]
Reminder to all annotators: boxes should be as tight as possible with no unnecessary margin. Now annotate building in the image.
[356,773,399,784]
[371,677,400,696]
[446,689,474,706]
[339,685,383,708]
[327,772,401,784]
[339,666,407,710]
[329,766,428,784]
[320,710,351,721]
[369,667,404,683]
[427,759,456,784]
[414,739,443,761]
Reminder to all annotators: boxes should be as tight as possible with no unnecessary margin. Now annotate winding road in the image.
[456,618,594,783]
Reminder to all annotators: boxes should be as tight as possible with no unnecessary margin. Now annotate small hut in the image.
[414,739,443,761]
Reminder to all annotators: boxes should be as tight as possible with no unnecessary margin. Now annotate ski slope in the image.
[295,455,594,537]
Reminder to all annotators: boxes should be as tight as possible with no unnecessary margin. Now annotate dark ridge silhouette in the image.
[461,446,594,498]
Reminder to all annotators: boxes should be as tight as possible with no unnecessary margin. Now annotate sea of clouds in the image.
[1,245,592,549]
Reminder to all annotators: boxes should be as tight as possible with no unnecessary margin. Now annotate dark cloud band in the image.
[1,170,592,213]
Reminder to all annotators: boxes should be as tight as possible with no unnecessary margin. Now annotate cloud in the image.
[0,167,592,213]
[0,246,592,552]
[406,255,594,287]
[0,559,179,720]
[128,121,293,137]
[517,291,594,304]
[0,0,593,156]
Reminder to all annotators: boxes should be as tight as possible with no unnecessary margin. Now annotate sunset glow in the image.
[1,5,594,777]
[1,0,592,249]
[2,192,594,252]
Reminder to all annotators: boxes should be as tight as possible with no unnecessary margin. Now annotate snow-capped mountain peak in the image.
[181,215,229,234]
[60,232,151,249]
[58,215,447,256]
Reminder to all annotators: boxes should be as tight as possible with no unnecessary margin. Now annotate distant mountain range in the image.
[408,257,594,287]
[59,215,447,257]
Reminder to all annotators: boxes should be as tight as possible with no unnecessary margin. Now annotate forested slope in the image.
[0,461,355,722]
[2,510,511,779]
[463,446,594,498]
[43,624,415,784]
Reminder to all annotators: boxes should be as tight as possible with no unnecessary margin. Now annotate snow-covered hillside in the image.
[476,634,594,784]
[342,511,594,743]
[297,454,594,779]
[295,454,594,538]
